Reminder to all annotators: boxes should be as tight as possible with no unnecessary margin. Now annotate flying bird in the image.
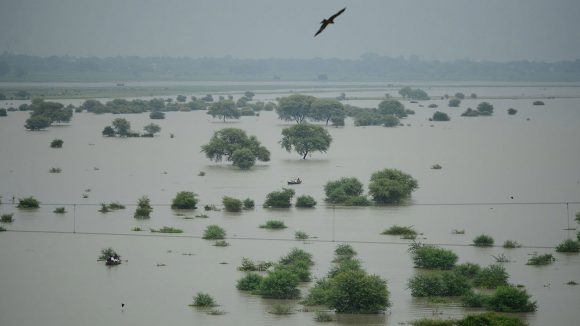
[314,7,346,37]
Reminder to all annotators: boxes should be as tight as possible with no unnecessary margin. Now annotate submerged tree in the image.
[207,100,240,122]
[280,124,332,159]
[201,128,270,169]
[368,168,418,204]
[276,94,316,124]
[310,98,345,126]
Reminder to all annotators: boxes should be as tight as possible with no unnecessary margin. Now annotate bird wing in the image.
[329,7,346,21]
[314,21,329,37]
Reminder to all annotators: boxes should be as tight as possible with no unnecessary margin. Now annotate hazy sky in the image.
[1,0,579,61]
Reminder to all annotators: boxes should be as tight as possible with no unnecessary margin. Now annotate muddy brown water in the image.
[1,83,579,325]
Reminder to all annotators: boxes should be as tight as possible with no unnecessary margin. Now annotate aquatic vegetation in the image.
[50,139,63,148]
[1,213,14,223]
[324,177,366,205]
[473,234,494,247]
[431,164,442,169]
[432,111,450,121]
[473,265,509,289]
[150,226,183,233]
[191,292,217,307]
[313,311,333,322]
[49,167,62,173]
[213,240,230,247]
[263,188,295,208]
[243,198,254,209]
[149,111,165,119]
[302,278,332,306]
[98,247,120,261]
[461,108,479,117]
[237,258,273,272]
[295,195,317,208]
[533,100,545,105]
[487,286,537,312]
[258,268,301,299]
[17,196,40,209]
[202,225,226,240]
[171,191,198,209]
[131,227,143,231]
[204,204,218,211]
[295,231,309,240]
[327,258,362,278]
[194,214,209,218]
[368,168,418,204]
[526,253,555,265]
[555,239,579,253]
[206,308,226,315]
[236,273,263,291]
[134,195,153,219]
[409,243,458,270]
[53,207,66,214]
[410,319,455,326]
[222,196,242,212]
[327,270,390,313]
[198,171,206,176]
[503,240,522,248]
[98,203,110,213]
[492,253,511,263]
[476,102,494,116]
[411,313,527,326]
[566,280,577,286]
[269,304,294,315]
[453,263,482,278]
[259,220,287,229]
[107,202,125,210]
[381,225,417,236]
[0,226,6,232]
[461,291,489,308]
[407,271,471,297]
[448,98,461,107]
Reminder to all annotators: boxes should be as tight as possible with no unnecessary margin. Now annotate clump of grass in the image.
[17,197,40,209]
[203,225,226,239]
[222,196,242,212]
[204,204,219,211]
[243,198,255,209]
[214,240,230,247]
[526,253,555,265]
[381,225,417,236]
[295,231,309,240]
[53,207,66,214]
[190,292,217,307]
[49,167,62,173]
[314,311,333,322]
[555,239,579,253]
[269,304,293,315]
[236,273,264,291]
[295,195,317,208]
[259,220,287,229]
[1,213,14,223]
[150,226,183,233]
[473,234,494,247]
[131,227,143,231]
[503,240,522,248]
[237,257,273,272]
[451,229,465,234]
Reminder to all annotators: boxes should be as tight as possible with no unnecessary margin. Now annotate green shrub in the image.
[258,269,300,299]
[150,226,183,233]
[334,244,357,260]
[133,206,152,219]
[408,271,471,297]
[243,198,255,209]
[411,319,454,326]
[108,202,125,210]
[171,191,198,209]
[409,244,458,269]
[461,108,479,117]
[487,286,537,312]
[237,258,273,272]
[222,196,242,212]
[303,278,331,306]
[1,213,14,223]
[0,226,6,232]
[382,225,417,236]
[503,240,521,248]
[53,207,66,214]
[461,291,489,308]
[526,253,555,265]
[149,111,165,119]
[532,100,544,106]
[279,248,314,266]
[269,304,293,315]
[314,311,333,322]
[324,177,365,204]
[295,231,309,240]
[453,263,481,278]
[473,234,494,247]
[477,102,494,116]
[507,108,518,115]
[131,227,142,231]
[260,220,287,229]
[327,270,390,313]
[98,203,110,213]
[236,273,263,291]
[17,196,40,209]
[49,167,62,173]
[327,258,362,278]
[345,195,371,206]
[555,239,579,253]
[295,195,317,208]
[191,292,217,307]
[99,247,120,261]
[457,313,527,326]
[50,139,63,148]
[368,168,418,204]
[203,225,226,239]
[263,188,295,208]
[473,265,509,289]
[448,99,461,107]
[432,111,450,121]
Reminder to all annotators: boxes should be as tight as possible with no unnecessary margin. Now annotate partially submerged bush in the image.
[260,220,287,229]
[503,240,522,249]
[432,111,450,121]
[99,247,120,261]
[17,196,40,209]
[532,100,544,106]
[243,198,255,209]
[49,167,62,173]
[555,239,579,253]
[222,196,242,212]
[236,273,263,291]
[324,177,365,205]
[203,225,226,239]
[150,226,183,233]
[407,271,471,297]
[191,292,217,307]
[507,108,518,115]
[382,225,417,236]
[473,264,509,289]
[1,213,14,223]
[461,291,489,308]
[453,263,481,278]
[171,191,198,209]
[458,313,527,326]
[409,243,458,269]
[334,244,357,261]
[487,286,537,312]
[526,253,555,265]
[53,207,66,214]
[314,311,333,322]
[368,168,418,204]
[473,234,494,247]
[258,268,300,299]
[269,304,294,315]
[295,231,309,240]
[327,270,390,313]
[263,188,295,208]
[295,195,317,208]
[134,195,152,219]
[237,257,273,272]
[50,139,63,148]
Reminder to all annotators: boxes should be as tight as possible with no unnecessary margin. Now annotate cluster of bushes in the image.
[1,213,14,223]
[263,188,295,208]
[462,286,537,313]
[461,102,495,117]
[275,95,345,126]
[555,239,579,253]
[237,258,273,272]
[526,253,555,265]
[324,177,369,206]
[24,99,73,130]
[399,87,430,100]
[295,195,317,208]
[345,100,408,127]
[133,196,153,219]
[102,118,161,137]
[17,196,40,209]
[431,111,450,121]
[202,225,226,240]
[411,312,527,326]
[302,244,390,314]
[473,234,495,247]
[50,139,63,148]
[98,202,126,213]
[236,248,314,299]
[408,242,458,270]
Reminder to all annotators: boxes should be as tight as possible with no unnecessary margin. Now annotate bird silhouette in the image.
[314,7,346,37]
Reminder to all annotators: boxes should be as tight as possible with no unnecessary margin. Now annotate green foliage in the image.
[477,102,494,116]
[409,244,458,269]
[295,195,317,208]
[269,304,294,315]
[191,292,217,307]
[134,195,152,219]
[453,263,481,278]
[263,188,295,208]
[25,115,51,130]
[399,87,430,100]
[383,114,400,127]
[99,247,120,261]
[102,126,115,137]
[207,100,240,121]
[260,220,287,230]
[461,108,479,117]
[382,225,417,236]
[334,244,357,261]
[171,191,198,209]
[310,98,345,125]
[131,227,142,231]
[53,207,66,214]
[411,320,455,326]
[455,93,466,99]
[49,167,62,173]
[327,258,362,278]
[457,313,527,326]
[303,278,332,306]
[258,268,300,299]
[150,226,183,233]
[237,258,273,272]
[112,118,131,136]
[473,234,494,247]
[378,99,406,118]
[1,213,14,223]
[201,128,270,169]
[149,111,165,119]
[243,198,255,209]
[50,139,63,148]
[222,196,242,212]
[448,99,461,107]
[369,168,418,204]
[327,270,390,313]
[324,177,366,205]
[407,271,471,297]
[236,273,263,291]
[487,286,537,312]
[203,225,226,240]
[461,291,489,308]
[473,265,509,289]
[314,311,333,322]
[432,111,450,121]
[0,226,6,232]
[555,239,579,252]
[276,94,315,123]
[143,123,161,136]
[295,231,309,240]
[526,253,555,265]
[280,123,332,159]
[17,196,40,209]
[503,240,522,248]
[279,248,314,266]
[507,108,518,115]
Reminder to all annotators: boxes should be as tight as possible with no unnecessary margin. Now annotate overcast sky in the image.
[0,0,579,62]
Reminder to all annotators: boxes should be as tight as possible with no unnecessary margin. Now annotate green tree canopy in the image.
[378,100,407,118]
[324,177,365,204]
[112,118,131,136]
[29,99,73,124]
[368,168,418,204]
[477,102,494,115]
[310,98,345,126]
[207,100,240,122]
[448,98,461,107]
[327,270,390,314]
[24,115,51,130]
[201,128,270,169]
[143,123,161,136]
[280,124,332,159]
[276,94,316,123]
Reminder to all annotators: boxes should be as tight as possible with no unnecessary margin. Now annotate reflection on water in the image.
[1,84,580,325]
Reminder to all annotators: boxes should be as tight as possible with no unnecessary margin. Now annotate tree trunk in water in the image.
[302,152,308,159]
